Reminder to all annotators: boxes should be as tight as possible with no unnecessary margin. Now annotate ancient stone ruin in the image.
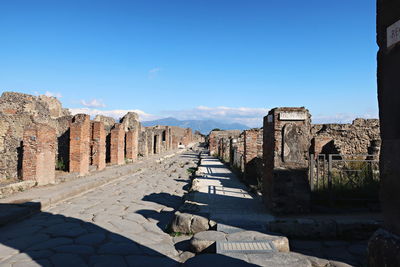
[0,92,199,190]
[210,106,382,215]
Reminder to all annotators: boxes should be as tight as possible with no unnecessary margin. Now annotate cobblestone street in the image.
[0,149,200,267]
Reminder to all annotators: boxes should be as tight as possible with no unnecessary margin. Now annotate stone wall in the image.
[22,123,56,185]
[0,92,71,181]
[120,112,140,161]
[0,92,198,190]
[209,130,241,156]
[368,2,400,266]
[138,130,148,157]
[93,115,116,163]
[231,133,245,172]
[262,107,312,214]
[311,119,380,156]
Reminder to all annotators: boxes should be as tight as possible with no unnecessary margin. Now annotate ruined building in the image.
[311,118,380,156]
[209,107,382,215]
[0,92,197,189]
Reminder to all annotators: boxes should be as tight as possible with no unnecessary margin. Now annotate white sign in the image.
[387,19,400,48]
[279,111,307,121]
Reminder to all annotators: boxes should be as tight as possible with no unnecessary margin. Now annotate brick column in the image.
[209,131,219,155]
[262,107,311,214]
[22,123,56,185]
[368,2,400,265]
[91,121,106,170]
[70,114,91,176]
[126,129,138,161]
[110,123,125,165]
[244,129,263,185]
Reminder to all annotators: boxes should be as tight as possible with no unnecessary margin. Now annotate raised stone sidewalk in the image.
[178,153,379,267]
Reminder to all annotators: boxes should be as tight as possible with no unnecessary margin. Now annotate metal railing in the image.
[309,154,379,206]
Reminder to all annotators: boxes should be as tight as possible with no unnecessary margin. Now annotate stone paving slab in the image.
[0,149,187,227]
[0,147,201,266]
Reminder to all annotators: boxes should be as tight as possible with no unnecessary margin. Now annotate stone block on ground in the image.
[171,212,210,234]
[190,215,210,233]
[171,212,192,234]
[190,230,226,253]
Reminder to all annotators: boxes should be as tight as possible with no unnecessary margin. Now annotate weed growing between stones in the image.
[55,158,66,171]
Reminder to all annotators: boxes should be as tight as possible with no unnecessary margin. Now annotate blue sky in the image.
[0,0,378,127]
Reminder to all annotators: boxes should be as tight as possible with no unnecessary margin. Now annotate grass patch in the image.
[56,158,67,171]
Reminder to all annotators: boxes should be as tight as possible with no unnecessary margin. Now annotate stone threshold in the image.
[0,148,189,227]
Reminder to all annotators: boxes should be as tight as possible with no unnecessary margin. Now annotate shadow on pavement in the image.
[0,202,179,267]
[0,202,256,267]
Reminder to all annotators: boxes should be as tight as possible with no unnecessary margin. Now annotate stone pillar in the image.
[91,121,106,171]
[69,114,91,176]
[209,131,218,155]
[139,131,148,157]
[126,129,138,161]
[172,135,178,150]
[166,127,171,150]
[262,107,311,214]
[147,131,154,155]
[368,2,400,266]
[22,123,56,185]
[110,123,125,165]
[183,128,192,146]
[154,134,161,154]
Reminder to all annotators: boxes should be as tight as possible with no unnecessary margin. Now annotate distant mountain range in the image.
[142,117,249,134]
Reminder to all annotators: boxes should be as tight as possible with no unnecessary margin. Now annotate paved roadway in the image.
[0,149,200,267]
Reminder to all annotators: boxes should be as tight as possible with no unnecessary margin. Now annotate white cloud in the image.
[68,107,160,121]
[148,67,162,79]
[80,99,106,108]
[44,91,62,98]
[312,111,379,124]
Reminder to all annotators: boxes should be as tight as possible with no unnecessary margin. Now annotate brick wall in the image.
[126,129,138,161]
[110,123,125,165]
[22,123,56,185]
[91,121,106,170]
[69,114,91,176]
[243,129,263,185]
